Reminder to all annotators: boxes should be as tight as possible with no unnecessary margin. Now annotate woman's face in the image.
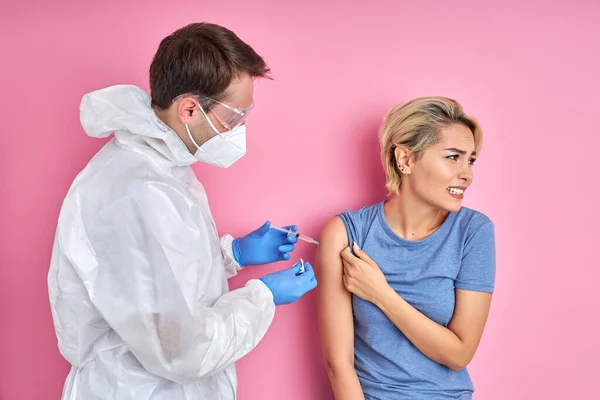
[410,124,477,212]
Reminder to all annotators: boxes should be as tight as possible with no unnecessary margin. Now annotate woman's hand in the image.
[340,242,391,305]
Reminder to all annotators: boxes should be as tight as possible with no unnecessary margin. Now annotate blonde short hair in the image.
[379,97,483,195]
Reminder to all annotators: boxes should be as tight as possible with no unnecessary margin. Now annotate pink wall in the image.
[1,0,599,398]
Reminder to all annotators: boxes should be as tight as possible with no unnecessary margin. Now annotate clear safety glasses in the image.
[201,97,254,130]
[173,94,254,130]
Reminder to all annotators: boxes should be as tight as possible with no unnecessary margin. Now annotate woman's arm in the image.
[342,244,492,371]
[316,217,365,399]
[377,285,491,371]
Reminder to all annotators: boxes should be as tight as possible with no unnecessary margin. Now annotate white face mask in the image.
[185,101,247,168]
[185,123,246,168]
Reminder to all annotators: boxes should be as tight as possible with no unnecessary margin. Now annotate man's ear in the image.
[177,96,198,124]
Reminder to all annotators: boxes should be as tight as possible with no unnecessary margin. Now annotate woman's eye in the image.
[468,158,477,165]
[446,155,459,161]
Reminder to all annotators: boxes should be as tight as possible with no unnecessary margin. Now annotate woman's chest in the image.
[356,239,462,326]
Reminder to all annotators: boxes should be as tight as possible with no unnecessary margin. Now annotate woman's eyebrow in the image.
[444,147,477,156]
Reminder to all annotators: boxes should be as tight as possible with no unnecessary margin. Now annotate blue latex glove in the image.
[232,221,298,267]
[259,261,317,305]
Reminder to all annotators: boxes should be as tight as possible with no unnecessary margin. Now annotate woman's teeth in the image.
[447,187,464,195]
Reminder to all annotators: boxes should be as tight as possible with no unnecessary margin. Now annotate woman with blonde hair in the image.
[316,97,496,399]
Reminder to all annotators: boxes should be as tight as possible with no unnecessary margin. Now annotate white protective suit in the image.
[48,85,276,400]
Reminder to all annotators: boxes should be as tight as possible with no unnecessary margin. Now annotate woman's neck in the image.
[384,193,449,241]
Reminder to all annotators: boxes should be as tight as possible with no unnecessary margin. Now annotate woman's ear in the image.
[394,146,413,175]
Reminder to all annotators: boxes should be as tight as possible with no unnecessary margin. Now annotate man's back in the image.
[48,139,238,400]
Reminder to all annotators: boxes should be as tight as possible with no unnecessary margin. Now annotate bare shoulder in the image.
[319,216,349,249]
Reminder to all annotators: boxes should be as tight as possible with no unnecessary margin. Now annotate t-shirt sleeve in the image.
[455,221,496,293]
[338,210,359,249]
[337,205,378,256]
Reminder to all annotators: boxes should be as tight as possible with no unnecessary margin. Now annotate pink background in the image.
[1,0,599,399]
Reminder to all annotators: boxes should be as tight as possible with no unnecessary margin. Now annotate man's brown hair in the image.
[150,22,270,109]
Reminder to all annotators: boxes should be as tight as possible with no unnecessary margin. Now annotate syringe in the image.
[270,225,320,245]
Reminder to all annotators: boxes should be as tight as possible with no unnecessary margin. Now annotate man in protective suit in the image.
[48,22,317,400]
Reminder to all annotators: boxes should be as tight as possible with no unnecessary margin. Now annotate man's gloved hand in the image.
[259,261,317,306]
[233,221,298,267]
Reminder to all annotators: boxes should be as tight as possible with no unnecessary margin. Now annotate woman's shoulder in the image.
[328,202,383,246]
[320,202,382,245]
[455,206,494,236]
[337,201,382,223]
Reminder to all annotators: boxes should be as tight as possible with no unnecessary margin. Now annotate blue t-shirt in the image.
[338,201,496,400]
